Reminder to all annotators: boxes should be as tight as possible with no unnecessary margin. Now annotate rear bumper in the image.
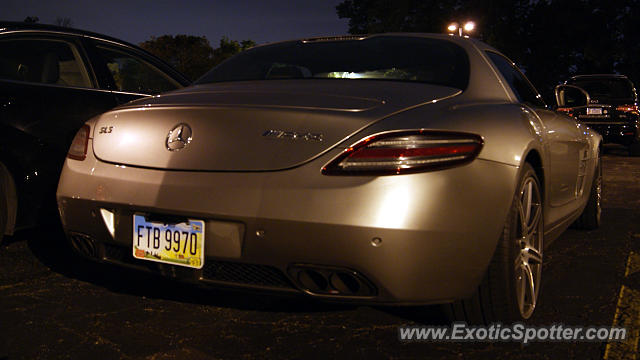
[56,143,518,305]
[582,122,639,146]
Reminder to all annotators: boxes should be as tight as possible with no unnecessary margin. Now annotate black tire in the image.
[445,163,543,324]
[573,159,602,230]
[630,142,640,157]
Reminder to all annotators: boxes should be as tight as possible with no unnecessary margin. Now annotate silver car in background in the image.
[56,34,602,323]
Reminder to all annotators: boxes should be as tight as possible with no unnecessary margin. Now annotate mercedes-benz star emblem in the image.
[166,123,193,151]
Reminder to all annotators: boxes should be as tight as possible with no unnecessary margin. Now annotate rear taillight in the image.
[322,130,483,175]
[556,107,574,117]
[616,104,639,113]
[67,125,90,161]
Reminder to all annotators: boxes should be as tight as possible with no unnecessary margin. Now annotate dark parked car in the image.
[555,74,639,156]
[0,21,189,243]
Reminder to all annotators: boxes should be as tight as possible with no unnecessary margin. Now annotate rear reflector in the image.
[322,130,483,175]
[67,124,90,161]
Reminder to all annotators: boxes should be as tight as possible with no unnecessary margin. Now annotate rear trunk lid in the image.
[92,80,461,171]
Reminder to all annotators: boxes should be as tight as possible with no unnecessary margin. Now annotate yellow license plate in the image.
[132,214,205,269]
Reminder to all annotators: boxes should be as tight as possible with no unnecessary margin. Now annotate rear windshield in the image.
[196,36,469,90]
[567,78,636,102]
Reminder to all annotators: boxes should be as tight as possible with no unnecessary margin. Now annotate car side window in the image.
[0,38,92,88]
[94,45,180,95]
[486,51,546,108]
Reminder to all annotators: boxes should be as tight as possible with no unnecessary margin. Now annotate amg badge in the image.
[262,130,323,142]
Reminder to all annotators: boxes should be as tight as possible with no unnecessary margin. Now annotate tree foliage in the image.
[336,0,640,103]
[212,37,256,67]
[140,35,215,81]
[337,0,455,34]
[140,35,255,81]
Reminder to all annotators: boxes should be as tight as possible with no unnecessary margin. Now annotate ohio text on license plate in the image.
[587,107,602,115]
[133,214,205,269]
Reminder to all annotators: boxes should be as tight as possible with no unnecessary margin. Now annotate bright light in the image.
[118,132,138,147]
[463,21,475,32]
[447,20,476,36]
[375,182,411,229]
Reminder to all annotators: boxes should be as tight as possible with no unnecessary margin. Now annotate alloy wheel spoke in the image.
[526,203,542,235]
[518,179,540,234]
[514,260,537,317]
[524,181,532,224]
[524,262,537,307]
[523,246,543,265]
[517,200,528,234]
[516,265,527,311]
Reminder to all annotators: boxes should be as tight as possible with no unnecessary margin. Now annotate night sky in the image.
[3,0,349,46]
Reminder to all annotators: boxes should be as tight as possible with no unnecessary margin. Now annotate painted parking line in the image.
[625,252,640,278]
[604,251,640,359]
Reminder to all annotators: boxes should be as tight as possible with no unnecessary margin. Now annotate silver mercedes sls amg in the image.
[56,33,602,323]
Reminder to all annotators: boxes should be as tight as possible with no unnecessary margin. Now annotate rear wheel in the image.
[446,163,543,324]
[573,159,602,230]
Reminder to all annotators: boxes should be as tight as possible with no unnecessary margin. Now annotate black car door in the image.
[0,35,120,156]
[0,34,124,226]
[0,30,188,229]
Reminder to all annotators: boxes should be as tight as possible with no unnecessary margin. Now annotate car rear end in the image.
[565,75,639,149]
[56,107,516,305]
[56,34,520,305]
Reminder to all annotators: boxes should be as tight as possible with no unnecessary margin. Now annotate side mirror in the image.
[554,84,590,109]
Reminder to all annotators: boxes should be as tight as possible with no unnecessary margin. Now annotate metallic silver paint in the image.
[91,82,461,171]
[56,33,602,305]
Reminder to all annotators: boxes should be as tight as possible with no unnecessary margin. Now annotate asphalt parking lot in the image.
[1,146,639,359]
